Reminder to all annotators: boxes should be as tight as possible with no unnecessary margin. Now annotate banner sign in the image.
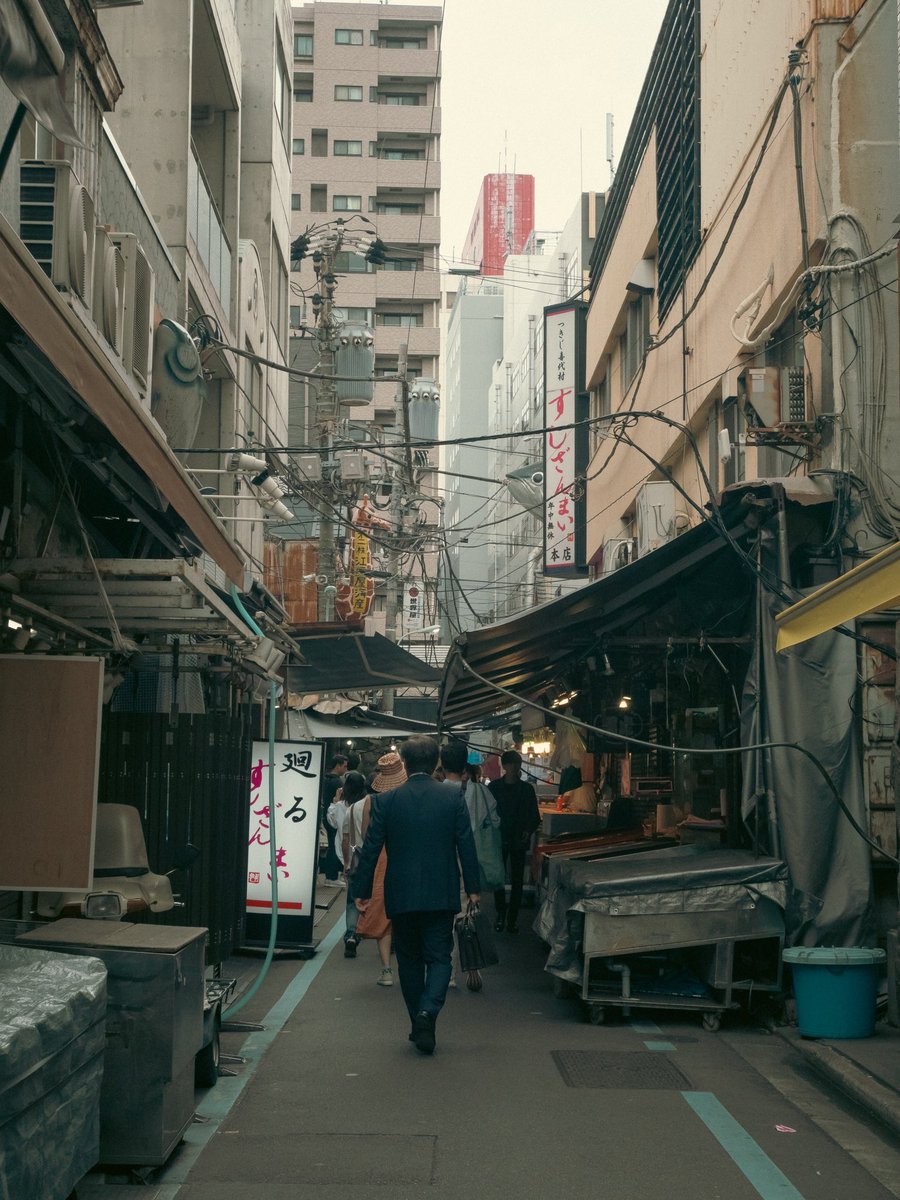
[245,738,323,946]
[543,301,588,576]
[404,582,424,630]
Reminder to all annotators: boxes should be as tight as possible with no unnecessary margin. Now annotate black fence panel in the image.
[98,713,252,965]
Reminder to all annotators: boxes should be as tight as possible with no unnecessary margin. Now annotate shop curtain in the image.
[741,586,874,947]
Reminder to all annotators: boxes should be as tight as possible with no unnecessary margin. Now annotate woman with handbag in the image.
[344,752,404,986]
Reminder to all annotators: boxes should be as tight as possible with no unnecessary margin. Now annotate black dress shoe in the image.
[494,919,505,933]
[506,921,518,934]
[411,1010,436,1055]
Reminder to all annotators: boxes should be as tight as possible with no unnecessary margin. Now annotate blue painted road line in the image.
[630,1018,663,1035]
[154,916,345,1198]
[682,1091,806,1200]
[644,1040,677,1052]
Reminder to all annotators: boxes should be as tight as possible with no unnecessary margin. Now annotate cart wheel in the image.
[588,1005,606,1026]
[702,1012,721,1032]
[195,1026,220,1087]
[552,977,572,999]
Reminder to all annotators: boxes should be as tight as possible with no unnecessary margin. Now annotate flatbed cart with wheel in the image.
[540,847,788,1029]
[195,977,236,1086]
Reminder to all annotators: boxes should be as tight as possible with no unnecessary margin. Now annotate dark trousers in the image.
[494,841,527,926]
[391,910,455,1021]
[323,822,341,881]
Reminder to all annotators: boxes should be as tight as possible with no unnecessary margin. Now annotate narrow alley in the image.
[79,897,899,1200]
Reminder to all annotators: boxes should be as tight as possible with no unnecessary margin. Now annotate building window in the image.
[376,312,423,327]
[382,147,425,160]
[589,363,611,455]
[310,184,327,213]
[343,306,373,324]
[380,257,419,272]
[655,0,701,320]
[335,28,363,45]
[381,37,425,49]
[333,195,362,212]
[294,88,313,103]
[620,295,649,391]
[376,202,423,215]
[335,84,363,101]
[334,139,362,156]
[275,50,291,147]
[311,128,327,157]
[272,241,289,352]
[292,138,305,155]
[382,93,423,106]
[294,33,313,58]
[291,193,302,211]
[290,304,302,327]
[333,250,371,273]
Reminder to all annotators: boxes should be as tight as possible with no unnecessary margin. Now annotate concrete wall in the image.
[583,0,899,565]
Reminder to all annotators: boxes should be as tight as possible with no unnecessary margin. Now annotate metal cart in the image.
[540,847,787,1029]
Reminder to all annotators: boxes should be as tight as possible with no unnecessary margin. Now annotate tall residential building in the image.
[462,173,535,276]
[288,1,443,643]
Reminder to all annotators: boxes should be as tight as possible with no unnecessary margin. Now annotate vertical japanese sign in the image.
[245,739,323,947]
[404,582,424,630]
[543,301,588,576]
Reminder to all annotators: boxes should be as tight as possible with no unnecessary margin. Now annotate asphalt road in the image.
[99,897,898,1200]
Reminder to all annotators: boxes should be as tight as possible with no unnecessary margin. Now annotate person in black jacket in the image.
[488,749,541,934]
[354,735,481,1054]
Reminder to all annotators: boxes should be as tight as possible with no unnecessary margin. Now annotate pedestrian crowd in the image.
[318,736,540,1055]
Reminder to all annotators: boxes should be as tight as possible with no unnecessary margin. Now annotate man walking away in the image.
[489,750,540,934]
[354,736,481,1055]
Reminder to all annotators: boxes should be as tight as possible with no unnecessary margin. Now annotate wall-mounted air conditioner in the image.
[601,537,636,577]
[739,365,809,427]
[635,481,676,558]
[110,232,156,396]
[92,227,126,355]
[20,160,96,308]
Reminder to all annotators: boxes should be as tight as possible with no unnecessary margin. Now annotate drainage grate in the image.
[552,1049,691,1090]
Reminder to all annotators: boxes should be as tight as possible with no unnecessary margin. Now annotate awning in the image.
[0,214,245,584]
[439,507,762,726]
[775,540,900,651]
[287,710,437,740]
[287,631,442,694]
[9,557,258,644]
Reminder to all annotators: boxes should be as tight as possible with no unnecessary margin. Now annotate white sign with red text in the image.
[544,306,577,571]
[246,740,323,917]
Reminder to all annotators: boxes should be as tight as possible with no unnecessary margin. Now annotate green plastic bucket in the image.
[783,947,885,1039]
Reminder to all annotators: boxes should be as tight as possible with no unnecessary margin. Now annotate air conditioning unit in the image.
[601,537,636,577]
[20,160,96,308]
[92,227,126,355]
[635,481,676,558]
[739,365,809,427]
[110,232,156,395]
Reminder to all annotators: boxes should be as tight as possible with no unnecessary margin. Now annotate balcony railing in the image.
[187,147,232,316]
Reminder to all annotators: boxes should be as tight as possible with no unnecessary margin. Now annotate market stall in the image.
[536,845,787,1028]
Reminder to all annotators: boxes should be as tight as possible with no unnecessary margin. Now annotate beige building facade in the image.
[584,0,898,570]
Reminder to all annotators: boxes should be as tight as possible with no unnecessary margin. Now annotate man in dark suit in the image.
[355,735,481,1054]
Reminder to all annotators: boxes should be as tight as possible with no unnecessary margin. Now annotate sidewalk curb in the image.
[777,1029,900,1141]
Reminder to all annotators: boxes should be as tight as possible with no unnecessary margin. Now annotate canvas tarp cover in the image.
[741,591,874,946]
[535,845,787,982]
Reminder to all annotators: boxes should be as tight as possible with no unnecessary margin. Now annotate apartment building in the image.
[0,0,299,971]
[98,0,294,578]
[287,1,443,642]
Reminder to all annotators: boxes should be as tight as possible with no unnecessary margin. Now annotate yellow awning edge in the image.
[775,541,900,651]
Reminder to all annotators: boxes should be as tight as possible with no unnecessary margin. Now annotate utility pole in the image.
[310,233,341,621]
